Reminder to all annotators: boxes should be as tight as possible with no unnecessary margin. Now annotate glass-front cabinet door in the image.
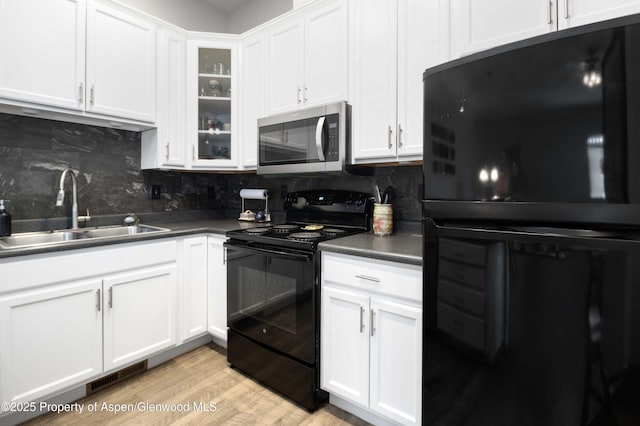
[187,38,239,169]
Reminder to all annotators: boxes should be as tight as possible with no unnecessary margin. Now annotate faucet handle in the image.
[79,208,91,223]
[123,213,139,226]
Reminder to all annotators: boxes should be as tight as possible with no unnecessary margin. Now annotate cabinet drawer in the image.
[322,252,422,303]
[440,238,486,266]
[438,258,485,290]
[438,279,485,317]
[437,302,484,352]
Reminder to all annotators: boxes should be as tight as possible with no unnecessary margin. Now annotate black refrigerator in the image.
[422,13,640,426]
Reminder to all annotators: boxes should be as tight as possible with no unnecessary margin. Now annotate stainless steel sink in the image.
[84,225,169,238]
[0,224,170,249]
[0,230,92,248]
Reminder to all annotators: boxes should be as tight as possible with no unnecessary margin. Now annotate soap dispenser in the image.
[0,199,11,237]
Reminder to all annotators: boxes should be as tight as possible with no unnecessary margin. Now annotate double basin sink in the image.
[0,225,170,249]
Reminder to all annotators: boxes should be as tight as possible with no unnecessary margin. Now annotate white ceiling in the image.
[204,0,253,13]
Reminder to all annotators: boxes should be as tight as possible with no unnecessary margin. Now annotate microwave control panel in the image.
[326,113,339,161]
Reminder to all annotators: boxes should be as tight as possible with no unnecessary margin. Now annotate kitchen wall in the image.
[219,167,423,222]
[226,0,293,33]
[0,113,224,222]
[0,113,423,223]
[116,0,293,34]
[116,0,228,32]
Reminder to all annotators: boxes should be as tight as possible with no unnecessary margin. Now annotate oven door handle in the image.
[225,242,313,262]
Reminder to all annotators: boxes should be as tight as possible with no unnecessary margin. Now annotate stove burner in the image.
[272,224,300,233]
[288,232,323,242]
[301,224,324,231]
[245,227,272,235]
[323,228,346,237]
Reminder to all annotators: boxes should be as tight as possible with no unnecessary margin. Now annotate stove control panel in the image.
[284,190,371,211]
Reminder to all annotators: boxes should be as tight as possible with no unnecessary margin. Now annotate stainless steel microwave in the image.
[257,101,349,176]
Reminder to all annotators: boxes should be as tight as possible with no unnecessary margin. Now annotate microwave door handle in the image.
[315,116,326,161]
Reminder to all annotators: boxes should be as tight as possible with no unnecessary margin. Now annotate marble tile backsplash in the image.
[0,113,423,224]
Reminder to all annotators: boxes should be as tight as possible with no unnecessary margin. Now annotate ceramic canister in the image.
[373,203,393,236]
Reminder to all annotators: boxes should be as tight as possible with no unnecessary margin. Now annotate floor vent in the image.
[86,360,148,395]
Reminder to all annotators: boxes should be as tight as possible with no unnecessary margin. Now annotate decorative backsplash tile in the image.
[0,113,423,223]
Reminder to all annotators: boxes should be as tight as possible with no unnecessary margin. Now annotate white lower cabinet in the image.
[0,278,103,404]
[178,236,208,343]
[0,239,177,405]
[321,252,422,426]
[103,264,177,371]
[207,234,227,343]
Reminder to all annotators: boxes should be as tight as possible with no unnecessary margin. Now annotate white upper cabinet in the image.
[0,0,156,125]
[240,32,266,168]
[303,1,348,108]
[141,27,187,169]
[349,0,398,162]
[266,19,305,114]
[186,38,239,169]
[0,0,86,111]
[558,0,640,29]
[451,0,640,57]
[86,1,156,122]
[350,0,447,164]
[450,0,553,57]
[265,0,348,115]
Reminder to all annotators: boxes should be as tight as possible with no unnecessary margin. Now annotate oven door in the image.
[225,240,317,365]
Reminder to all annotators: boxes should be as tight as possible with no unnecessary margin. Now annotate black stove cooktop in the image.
[227,222,363,250]
[226,190,373,251]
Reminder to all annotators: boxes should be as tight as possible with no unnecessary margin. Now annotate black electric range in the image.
[226,189,372,251]
[224,190,372,410]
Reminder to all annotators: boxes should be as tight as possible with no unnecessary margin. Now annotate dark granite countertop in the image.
[318,222,422,266]
[0,211,265,260]
[0,211,423,265]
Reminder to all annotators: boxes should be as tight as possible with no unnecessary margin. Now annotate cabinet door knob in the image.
[398,124,403,148]
[564,0,570,19]
[96,289,101,312]
[78,83,84,104]
[108,287,113,309]
[297,86,302,104]
[165,143,170,161]
[360,306,365,333]
[388,126,393,149]
[90,85,95,106]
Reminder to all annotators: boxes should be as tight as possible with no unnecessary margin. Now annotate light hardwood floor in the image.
[23,343,369,425]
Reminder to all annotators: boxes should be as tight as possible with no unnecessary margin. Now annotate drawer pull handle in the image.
[355,274,381,283]
[360,306,365,333]
[96,289,101,312]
